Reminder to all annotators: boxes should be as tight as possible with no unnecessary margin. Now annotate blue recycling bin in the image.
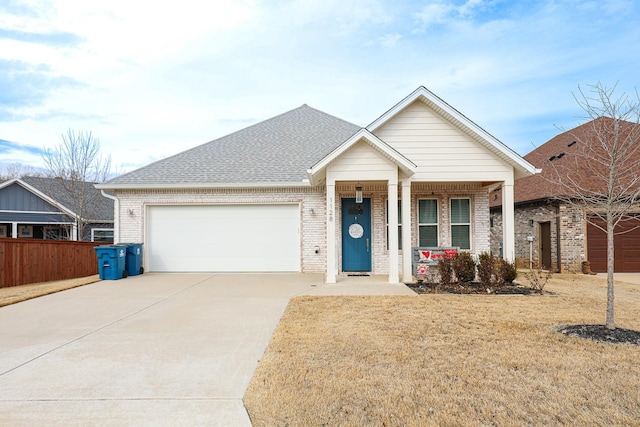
[124,243,144,276]
[94,245,127,280]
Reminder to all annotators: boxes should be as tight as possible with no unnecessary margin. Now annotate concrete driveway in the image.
[0,273,414,426]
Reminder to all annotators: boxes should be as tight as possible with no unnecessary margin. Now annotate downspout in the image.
[101,190,119,244]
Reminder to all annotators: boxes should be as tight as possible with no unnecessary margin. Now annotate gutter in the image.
[95,181,314,191]
[101,190,119,243]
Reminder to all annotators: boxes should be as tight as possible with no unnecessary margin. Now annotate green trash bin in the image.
[124,243,144,276]
[94,245,127,280]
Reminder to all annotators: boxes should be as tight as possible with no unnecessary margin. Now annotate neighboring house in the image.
[97,86,537,283]
[490,117,640,273]
[0,176,114,242]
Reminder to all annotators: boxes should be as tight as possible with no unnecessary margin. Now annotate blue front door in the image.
[341,198,372,272]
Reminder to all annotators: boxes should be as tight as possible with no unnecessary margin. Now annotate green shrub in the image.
[452,251,476,283]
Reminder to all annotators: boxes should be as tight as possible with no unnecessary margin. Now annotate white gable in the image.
[326,141,398,182]
[373,101,514,182]
[307,129,416,186]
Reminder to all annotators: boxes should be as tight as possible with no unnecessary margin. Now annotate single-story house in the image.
[97,86,538,283]
[490,117,640,273]
[0,176,114,242]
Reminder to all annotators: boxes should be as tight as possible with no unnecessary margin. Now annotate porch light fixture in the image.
[355,183,363,203]
[529,219,534,227]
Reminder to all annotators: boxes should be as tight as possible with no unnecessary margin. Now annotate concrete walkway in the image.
[0,273,414,426]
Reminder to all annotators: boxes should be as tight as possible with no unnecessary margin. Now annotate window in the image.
[386,199,402,250]
[92,228,114,243]
[44,227,63,240]
[418,199,438,246]
[451,198,470,250]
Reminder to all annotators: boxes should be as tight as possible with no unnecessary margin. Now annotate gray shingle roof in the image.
[21,176,114,221]
[106,105,361,186]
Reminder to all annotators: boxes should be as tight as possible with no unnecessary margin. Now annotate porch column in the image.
[12,222,17,238]
[502,179,515,262]
[401,179,412,282]
[388,182,399,283]
[326,182,337,283]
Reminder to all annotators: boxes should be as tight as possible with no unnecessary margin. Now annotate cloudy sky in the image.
[1,0,638,174]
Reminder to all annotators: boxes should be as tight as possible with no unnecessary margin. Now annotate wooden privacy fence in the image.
[0,238,109,288]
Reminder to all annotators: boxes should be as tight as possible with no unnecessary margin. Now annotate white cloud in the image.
[413,2,455,28]
[379,32,402,48]
[1,0,639,170]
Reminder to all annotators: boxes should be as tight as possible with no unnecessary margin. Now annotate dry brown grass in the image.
[244,275,640,426]
[0,275,100,307]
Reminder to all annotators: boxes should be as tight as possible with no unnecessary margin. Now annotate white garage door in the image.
[146,204,300,272]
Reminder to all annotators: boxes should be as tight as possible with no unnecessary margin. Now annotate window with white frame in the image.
[386,199,402,250]
[418,199,438,246]
[92,228,114,243]
[450,198,471,250]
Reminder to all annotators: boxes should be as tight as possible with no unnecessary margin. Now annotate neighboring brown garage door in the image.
[587,217,640,272]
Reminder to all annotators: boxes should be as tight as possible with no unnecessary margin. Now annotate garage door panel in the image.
[587,217,640,273]
[147,205,300,272]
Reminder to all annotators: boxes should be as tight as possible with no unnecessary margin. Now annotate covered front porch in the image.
[323,180,515,284]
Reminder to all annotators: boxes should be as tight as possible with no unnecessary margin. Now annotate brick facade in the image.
[117,182,491,276]
[491,201,585,273]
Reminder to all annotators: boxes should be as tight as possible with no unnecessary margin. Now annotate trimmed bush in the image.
[437,256,454,286]
[477,252,497,287]
[452,251,476,283]
[498,258,518,285]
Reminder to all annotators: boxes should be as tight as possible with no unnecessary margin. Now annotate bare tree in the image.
[0,163,45,181]
[548,83,640,329]
[42,130,112,241]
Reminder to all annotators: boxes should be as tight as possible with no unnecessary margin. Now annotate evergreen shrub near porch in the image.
[422,252,519,293]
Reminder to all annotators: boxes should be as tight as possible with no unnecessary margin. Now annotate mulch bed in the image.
[558,324,640,345]
[406,282,538,295]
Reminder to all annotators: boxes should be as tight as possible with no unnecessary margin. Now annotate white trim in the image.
[366,86,540,179]
[401,180,412,282]
[101,190,119,243]
[9,221,74,225]
[307,129,417,186]
[326,183,336,283]
[96,181,314,190]
[0,210,68,215]
[387,182,399,283]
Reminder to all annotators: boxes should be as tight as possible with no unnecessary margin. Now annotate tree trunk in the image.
[606,214,615,329]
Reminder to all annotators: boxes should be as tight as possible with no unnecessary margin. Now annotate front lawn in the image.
[244,274,640,426]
